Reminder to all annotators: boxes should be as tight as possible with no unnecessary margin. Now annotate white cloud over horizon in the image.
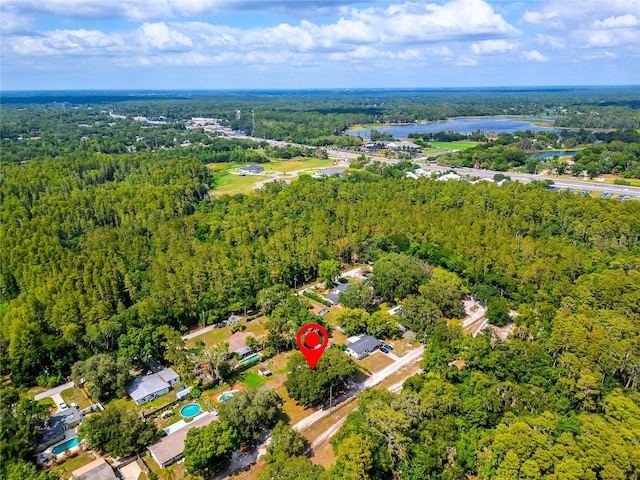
[1,0,638,89]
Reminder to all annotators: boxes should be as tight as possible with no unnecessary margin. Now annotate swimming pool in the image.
[52,437,79,454]
[217,390,239,402]
[180,403,202,418]
[240,353,261,365]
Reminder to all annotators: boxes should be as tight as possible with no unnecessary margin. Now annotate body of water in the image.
[528,150,579,160]
[218,390,239,402]
[180,403,202,418]
[52,437,79,454]
[240,353,261,365]
[346,117,558,138]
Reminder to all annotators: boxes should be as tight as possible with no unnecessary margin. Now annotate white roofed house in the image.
[127,367,180,405]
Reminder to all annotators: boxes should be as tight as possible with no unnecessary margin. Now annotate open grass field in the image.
[209,158,335,195]
[267,158,334,173]
[210,170,270,195]
[428,141,480,150]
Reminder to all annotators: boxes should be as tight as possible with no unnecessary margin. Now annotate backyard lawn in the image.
[61,387,93,410]
[50,451,95,479]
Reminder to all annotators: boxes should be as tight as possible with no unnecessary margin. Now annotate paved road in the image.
[324,149,640,196]
[34,381,75,401]
[182,324,217,341]
[293,344,424,433]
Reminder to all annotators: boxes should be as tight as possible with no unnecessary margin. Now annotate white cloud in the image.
[535,34,565,49]
[583,50,617,60]
[522,49,550,62]
[573,28,640,48]
[354,0,520,43]
[137,22,193,51]
[591,14,639,29]
[471,39,517,55]
[0,9,33,34]
[522,10,562,29]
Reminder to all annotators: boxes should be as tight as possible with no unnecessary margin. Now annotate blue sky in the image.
[1,0,639,90]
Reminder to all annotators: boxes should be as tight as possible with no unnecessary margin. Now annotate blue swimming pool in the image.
[217,390,239,402]
[52,437,79,454]
[180,403,202,418]
[240,353,261,365]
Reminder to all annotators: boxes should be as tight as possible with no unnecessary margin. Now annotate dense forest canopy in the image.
[1,89,640,480]
[2,151,639,386]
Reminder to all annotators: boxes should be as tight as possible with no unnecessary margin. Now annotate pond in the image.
[346,117,559,138]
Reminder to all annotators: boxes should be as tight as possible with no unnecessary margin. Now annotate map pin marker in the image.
[296,323,329,369]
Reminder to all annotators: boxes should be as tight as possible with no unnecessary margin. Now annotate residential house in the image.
[71,458,117,480]
[238,165,265,175]
[233,346,252,357]
[36,407,83,452]
[127,367,180,405]
[148,413,216,468]
[324,281,351,305]
[346,335,381,360]
[311,304,330,317]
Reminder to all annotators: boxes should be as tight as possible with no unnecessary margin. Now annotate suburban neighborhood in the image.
[29,262,456,480]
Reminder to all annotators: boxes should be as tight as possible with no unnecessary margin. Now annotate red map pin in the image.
[296,323,329,369]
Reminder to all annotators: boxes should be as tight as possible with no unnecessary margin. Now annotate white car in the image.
[58,402,69,411]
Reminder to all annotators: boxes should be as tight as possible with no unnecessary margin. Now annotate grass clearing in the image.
[428,141,480,150]
[240,371,268,389]
[61,387,93,410]
[267,158,334,173]
[210,171,270,196]
[355,350,394,375]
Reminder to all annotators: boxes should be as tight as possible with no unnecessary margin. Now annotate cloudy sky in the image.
[1,0,639,90]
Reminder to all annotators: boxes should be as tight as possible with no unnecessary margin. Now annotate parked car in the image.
[384,344,394,351]
[58,402,69,411]
[379,347,389,354]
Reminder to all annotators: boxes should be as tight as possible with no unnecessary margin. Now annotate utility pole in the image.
[329,385,333,413]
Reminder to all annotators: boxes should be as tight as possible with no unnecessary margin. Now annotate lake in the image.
[346,117,558,138]
[528,150,579,160]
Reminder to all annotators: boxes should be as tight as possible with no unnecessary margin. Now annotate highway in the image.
[325,148,640,197]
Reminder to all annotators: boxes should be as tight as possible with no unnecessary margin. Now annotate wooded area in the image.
[1,88,639,479]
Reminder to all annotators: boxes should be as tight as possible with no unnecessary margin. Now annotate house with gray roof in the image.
[346,335,381,360]
[37,407,83,452]
[323,281,352,305]
[127,367,180,405]
[238,165,265,175]
[148,413,216,468]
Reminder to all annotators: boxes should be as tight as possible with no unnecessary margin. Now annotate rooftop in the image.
[128,367,179,403]
[72,458,117,480]
[347,335,380,355]
[148,414,217,467]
